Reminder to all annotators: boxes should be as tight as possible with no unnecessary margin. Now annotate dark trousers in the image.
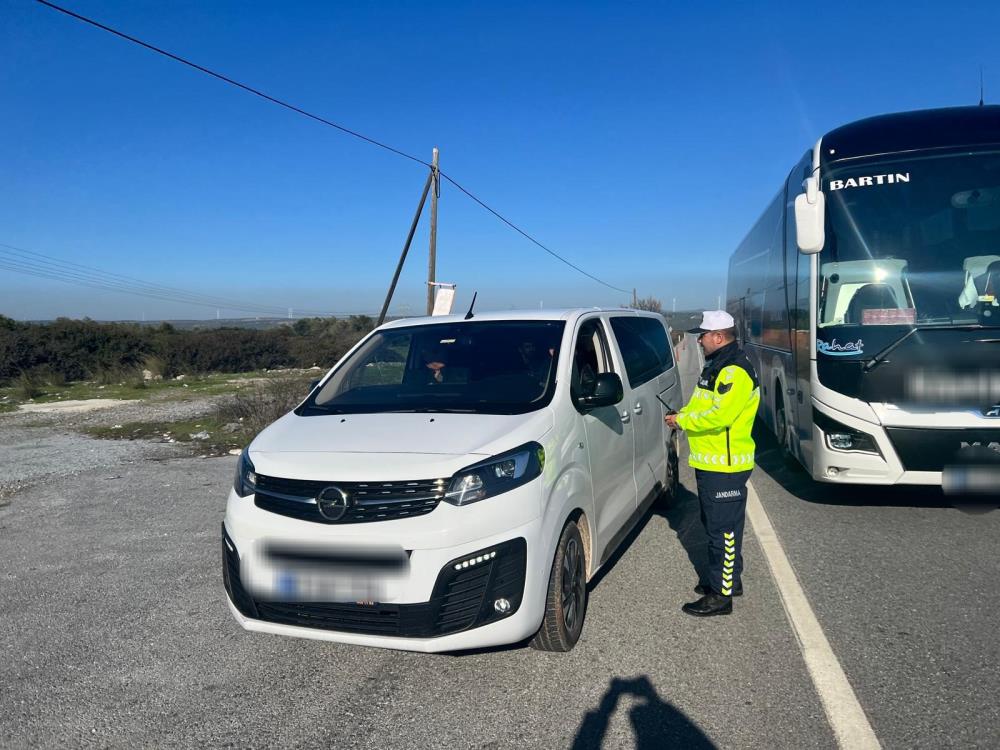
[695,469,751,596]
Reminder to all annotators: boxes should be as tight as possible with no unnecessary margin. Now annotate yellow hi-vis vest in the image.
[677,343,760,472]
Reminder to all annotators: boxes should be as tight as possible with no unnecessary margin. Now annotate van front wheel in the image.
[530,520,587,652]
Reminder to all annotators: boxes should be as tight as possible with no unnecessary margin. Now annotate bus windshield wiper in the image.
[862,324,987,373]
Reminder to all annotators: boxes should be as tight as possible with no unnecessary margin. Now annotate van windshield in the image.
[301,320,565,415]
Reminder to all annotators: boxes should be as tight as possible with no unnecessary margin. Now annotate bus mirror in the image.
[795,181,825,254]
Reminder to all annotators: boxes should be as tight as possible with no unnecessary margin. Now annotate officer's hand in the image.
[664,413,679,429]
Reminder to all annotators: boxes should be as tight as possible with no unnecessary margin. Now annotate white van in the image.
[223,309,681,652]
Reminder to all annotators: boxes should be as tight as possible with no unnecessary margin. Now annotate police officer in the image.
[665,310,760,617]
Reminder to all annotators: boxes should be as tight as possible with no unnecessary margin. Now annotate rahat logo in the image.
[316,485,350,521]
[817,338,864,357]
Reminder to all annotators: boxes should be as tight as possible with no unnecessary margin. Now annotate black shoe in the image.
[694,582,743,597]
[682,593,733,617]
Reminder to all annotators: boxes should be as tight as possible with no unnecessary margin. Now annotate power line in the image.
[439,174,630,293]
[34,1,429,169]
[0,243,298,315]
[34,0,630,296]
[0,242,360,318]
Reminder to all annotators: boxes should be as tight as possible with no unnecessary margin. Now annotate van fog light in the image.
[453,551,496,571]
[826,467,840,478]
[494,598,511,614]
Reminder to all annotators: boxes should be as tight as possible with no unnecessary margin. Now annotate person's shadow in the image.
[655,479,711,589]
[571,676,716,749]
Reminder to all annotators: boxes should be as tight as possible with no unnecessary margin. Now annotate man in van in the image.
[665,310,760,617]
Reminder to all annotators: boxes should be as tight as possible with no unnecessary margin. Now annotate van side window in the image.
[571,320,614,400]
[609,317,672,388]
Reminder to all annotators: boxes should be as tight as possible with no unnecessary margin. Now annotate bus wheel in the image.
[775,400,797,467]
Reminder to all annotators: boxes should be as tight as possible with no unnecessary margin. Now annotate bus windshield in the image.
[819,151,1000,328]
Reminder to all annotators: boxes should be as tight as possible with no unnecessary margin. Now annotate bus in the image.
[727,106,1000,487]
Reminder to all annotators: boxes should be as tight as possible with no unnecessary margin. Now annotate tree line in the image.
[0,315,375,383]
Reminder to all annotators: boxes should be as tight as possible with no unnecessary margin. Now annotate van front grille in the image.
[253,475,448,524]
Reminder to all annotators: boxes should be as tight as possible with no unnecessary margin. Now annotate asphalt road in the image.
[1,351,997,748]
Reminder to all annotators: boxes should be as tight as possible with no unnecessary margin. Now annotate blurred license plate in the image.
[263,544,408,603]
[274,569,385,602]
[942,465,1000,496]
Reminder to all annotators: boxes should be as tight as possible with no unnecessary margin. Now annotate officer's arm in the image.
[676,366,753,432]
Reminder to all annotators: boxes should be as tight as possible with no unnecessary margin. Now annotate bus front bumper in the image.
[810,402,1000,486]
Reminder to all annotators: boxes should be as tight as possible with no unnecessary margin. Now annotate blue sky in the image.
[3,0,999,320]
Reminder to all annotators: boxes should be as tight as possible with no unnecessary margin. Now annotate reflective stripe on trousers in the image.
[695,468,751,595]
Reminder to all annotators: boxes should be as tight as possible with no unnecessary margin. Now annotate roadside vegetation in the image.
[82,373,316,455]
[0,315,363,451]
[84,370,317,455]
[0,314,373,384]
[0,314,372,412]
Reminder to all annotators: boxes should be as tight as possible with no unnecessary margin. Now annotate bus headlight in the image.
[813,409,882,456]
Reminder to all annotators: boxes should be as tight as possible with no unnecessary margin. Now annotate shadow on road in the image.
[655,482,710,588]
[751,422,952,508]
[571,675,716,749]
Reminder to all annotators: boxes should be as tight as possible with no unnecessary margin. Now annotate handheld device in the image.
[655,392,676,413]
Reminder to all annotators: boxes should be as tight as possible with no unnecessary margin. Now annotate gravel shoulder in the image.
[0,391,227,502]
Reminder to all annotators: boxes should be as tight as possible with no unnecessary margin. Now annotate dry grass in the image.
[214,375,314,438]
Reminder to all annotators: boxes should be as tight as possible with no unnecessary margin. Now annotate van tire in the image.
[530,520,587,652]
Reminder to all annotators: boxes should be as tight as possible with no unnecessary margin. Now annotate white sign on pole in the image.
[431,283,457,316]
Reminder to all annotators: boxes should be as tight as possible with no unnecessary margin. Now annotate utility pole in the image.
[378,166,435,325]
[426,147,440,316]
[632,288,638,307]
[672,297,677,313]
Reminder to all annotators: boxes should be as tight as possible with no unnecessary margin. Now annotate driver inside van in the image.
[422,348,448,383]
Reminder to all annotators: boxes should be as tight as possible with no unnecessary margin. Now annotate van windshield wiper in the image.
[862,324,991,373]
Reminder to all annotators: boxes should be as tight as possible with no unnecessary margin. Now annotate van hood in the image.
[250,409,554,459]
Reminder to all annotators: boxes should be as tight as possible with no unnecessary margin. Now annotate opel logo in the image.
[316,485,350,521]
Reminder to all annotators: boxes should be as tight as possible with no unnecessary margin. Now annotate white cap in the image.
[687,310,735,334]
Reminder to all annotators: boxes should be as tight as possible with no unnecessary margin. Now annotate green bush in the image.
[15,370,44,400]
[0,315,375,385]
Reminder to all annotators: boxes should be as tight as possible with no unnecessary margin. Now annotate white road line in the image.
[746,482,882,750]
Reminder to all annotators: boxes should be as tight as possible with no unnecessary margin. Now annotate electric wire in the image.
[0,243,305,315]
[438,173,630,293]
[0,243,363,318]
[33,0,631,297]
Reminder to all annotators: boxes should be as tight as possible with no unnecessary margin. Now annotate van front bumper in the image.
[221,484,549,652]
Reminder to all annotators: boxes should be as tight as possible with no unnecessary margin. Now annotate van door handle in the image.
[620,410,631,423]
[633,402,643,415]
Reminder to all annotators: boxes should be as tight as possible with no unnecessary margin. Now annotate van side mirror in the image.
[794,176,825,255]
[576,372,624,411]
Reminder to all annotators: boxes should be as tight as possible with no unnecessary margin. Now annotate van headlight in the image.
[445,442,545,506]
[233,450,258,497]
